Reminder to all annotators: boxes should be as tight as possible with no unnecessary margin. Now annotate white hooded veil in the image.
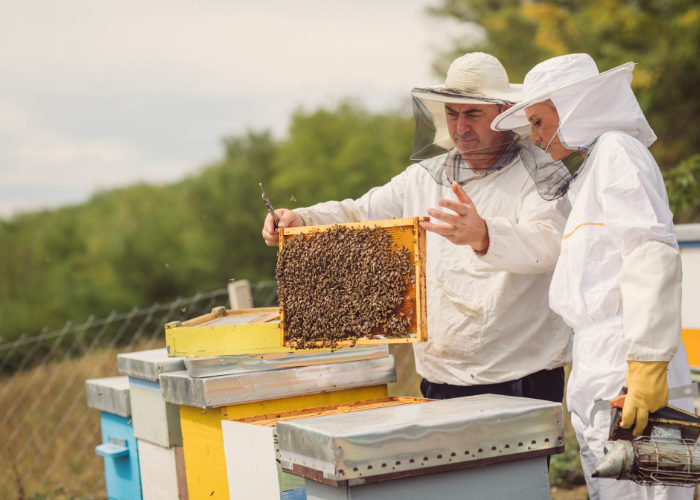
[491,54,656,200]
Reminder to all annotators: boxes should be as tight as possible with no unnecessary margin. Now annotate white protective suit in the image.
[293,154,573,386]
[492,54,693,500]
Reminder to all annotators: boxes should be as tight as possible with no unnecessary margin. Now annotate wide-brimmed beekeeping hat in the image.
[491,53,656,148]
[411,52,523,158]
[487,53,656,201]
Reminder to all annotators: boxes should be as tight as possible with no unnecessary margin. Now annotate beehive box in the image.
[165,307,303,358]
[178,386,389,500]
[221,398,429,500]
[278,217,428,348]
[86,377,143,500]
[137,440,188,500]
[118,349,185,448]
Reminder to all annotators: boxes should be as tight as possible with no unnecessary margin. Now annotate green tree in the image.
[0,103,415,342]
[429,0,700,170]
[664,154,700,222]
[270,101,414,207]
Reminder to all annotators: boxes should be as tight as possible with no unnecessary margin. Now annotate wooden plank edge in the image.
[414,219,428,342]
[180,307,279,328]
[233,397,431,425]
[282,446,562,488]
[281,217,421,236]
[280,233,287,347]
[284,337,421,348]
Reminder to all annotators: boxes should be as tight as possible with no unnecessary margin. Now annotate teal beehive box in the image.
[86,376,143,500]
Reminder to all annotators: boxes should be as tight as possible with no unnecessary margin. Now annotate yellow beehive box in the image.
[278,217,428,348]
[180,385,389,500]
[165,306,306,358]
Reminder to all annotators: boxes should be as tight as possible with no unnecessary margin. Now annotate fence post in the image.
[227,280,252,310]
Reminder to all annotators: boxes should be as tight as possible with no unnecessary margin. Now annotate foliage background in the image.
[1,0,699,344]
[0,104,414,341]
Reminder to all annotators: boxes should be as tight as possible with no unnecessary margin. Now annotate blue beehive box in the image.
[86,376,142,500]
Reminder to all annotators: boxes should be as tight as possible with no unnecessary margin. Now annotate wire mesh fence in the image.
[0,281,278,500]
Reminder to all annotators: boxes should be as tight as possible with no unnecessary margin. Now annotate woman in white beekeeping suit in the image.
[491,53,694,499]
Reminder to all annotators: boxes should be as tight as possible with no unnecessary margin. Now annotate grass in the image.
[0,339,164,500]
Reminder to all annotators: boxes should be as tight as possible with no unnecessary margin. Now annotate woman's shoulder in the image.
[591,132,661,182]
[594,131,651,158]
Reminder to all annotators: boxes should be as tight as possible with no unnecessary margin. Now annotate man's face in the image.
[445,103,511,170]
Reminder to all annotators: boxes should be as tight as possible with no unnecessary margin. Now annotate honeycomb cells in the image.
[277,224,418,349]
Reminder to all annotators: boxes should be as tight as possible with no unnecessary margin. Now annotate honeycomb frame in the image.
[278,217,428,347]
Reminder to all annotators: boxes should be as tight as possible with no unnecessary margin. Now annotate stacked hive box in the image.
[86,376,142,500]
[117,349,189,500]
[275,395,565,500]
[221,398,430,500]
[163,307,397,500]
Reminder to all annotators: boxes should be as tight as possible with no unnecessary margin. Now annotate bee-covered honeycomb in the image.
[277,224,419,349]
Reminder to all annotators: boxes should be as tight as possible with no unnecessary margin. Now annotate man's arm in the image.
[421,179,568,274]
[477,179,569,274]
[262,168,410,246]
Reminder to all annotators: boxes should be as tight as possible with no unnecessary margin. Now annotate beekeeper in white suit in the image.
[262,53,574,405]
[492,53,693,499]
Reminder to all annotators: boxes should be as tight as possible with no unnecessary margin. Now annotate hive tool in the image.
[260,183,279,233]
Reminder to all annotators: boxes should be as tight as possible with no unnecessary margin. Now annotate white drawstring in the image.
[544,122,564,155]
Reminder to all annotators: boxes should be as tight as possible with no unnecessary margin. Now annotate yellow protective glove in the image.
[620,360,669,437]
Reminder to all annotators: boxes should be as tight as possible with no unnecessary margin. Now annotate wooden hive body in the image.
[278,217,428,348]
[137,440,188,500]
[165,307,304,358]
[178,386,388,500]
[96,411,143,500]
[221,398,429,500]
[129,383,183,448]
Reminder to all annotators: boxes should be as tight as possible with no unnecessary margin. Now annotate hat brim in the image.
[411,84,523,105]
[491,63,635,132]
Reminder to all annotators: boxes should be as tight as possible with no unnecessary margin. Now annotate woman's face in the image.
[524,102,574,161]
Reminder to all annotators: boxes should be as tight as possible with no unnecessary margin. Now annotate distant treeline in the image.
[0,103,414,341]
[1,99,699,343]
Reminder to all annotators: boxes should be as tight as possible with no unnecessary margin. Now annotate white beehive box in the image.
[118,349,185,448]
[138,439,188,500]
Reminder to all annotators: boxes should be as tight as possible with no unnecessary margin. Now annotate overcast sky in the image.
[0,0,480,218]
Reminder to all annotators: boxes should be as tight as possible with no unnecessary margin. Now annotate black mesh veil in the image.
[517,139,596,200]
[410,89,596,197]
[411,94,524,188]
[411,96,449,160]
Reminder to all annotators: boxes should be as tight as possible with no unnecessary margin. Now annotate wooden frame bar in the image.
[234,397,431,427]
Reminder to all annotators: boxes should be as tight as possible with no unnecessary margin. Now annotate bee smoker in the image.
[592,388,700,486]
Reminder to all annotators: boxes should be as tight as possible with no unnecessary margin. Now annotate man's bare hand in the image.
[262,209,305,246]
[419,182,490,252]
